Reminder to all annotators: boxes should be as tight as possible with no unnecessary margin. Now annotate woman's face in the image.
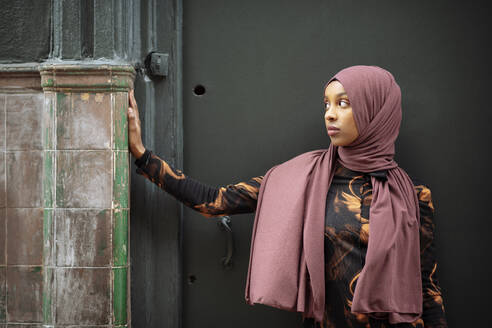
[324,80,359,146]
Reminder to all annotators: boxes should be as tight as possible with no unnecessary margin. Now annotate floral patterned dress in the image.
[135,150,448,328]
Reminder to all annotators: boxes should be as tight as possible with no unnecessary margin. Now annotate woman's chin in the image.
[328,136,341,147]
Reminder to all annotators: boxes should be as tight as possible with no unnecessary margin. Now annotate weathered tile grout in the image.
[4,92,7,323]
[52,88,59,325]
[109,73,114,325]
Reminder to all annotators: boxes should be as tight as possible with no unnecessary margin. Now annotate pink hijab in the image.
[245,65,422,325]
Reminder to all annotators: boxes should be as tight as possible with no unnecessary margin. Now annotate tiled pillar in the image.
[39,64,134,327]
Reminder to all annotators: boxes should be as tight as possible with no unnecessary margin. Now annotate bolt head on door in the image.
[145,52,169,77]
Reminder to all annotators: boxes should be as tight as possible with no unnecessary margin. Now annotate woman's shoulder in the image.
[265,149,330,175]
[284,148,330,163]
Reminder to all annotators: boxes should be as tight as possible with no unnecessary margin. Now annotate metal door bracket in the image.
[144,51,169,77]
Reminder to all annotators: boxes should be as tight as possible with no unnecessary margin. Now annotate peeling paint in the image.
[57,90,111,150]
[7,152,43,208]
[6,93,44,150]
[56,151,112,208]
[81,93,90,101]
[7,267,43,322]
[45,77,54,87]
[95,93,104,103]
[56,268,111,324]
[55,209,111,267]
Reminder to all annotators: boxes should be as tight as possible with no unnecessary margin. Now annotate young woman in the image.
[128,65,447,328]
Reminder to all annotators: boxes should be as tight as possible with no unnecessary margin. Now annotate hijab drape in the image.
[245,65,422,325]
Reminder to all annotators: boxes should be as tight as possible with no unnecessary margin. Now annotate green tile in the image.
[112,76,131,89]
[42,267,54,324]
[113,151,129,209]
[43,209,54,266]
[113,92,128,150]
[43,152,54,208]
[113,209,128,267]
[113,267,127,325]
[43,77,54,88]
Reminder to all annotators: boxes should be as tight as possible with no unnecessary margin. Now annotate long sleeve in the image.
[416,185,448,327]
[134,149,263,218]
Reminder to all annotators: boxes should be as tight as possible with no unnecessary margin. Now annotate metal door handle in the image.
[217,216,234,269]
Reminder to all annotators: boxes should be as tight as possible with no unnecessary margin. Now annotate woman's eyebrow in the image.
[324,92,348,100]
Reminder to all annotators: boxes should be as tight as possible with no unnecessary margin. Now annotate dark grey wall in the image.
[0,0,51,63]
[50,0,135,60]
[181,0,492,327]
[0,0,144,63]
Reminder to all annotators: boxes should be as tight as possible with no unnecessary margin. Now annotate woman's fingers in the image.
[128,107,135,123]
[127,90,140,131]
[129,90,135,108]
[127,97,136,121]
[128,90,140,122]
[127,89,145,158]
[129,89,140,120]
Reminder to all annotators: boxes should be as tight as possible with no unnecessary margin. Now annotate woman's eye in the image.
[324,100,349,111]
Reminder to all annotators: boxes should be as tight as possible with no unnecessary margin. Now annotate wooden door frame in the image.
[129,0,184,327]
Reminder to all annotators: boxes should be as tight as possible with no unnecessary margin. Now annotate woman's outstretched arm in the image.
[128,89,262,217]
[416,185,448,328]
[134,150,262,217]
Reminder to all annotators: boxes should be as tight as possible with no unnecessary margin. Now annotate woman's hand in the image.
[128,89,146,159]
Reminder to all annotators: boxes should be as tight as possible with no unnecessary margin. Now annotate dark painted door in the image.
[180,0,489,327]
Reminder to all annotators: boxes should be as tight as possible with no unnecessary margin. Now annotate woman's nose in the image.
[325,107,337,121]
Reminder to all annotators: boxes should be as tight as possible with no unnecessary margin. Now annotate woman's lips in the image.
[328,130,340,136]
[327,126,340,136]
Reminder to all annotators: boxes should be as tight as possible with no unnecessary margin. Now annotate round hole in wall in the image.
[193,84,206,96]
[188,274,197,284]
